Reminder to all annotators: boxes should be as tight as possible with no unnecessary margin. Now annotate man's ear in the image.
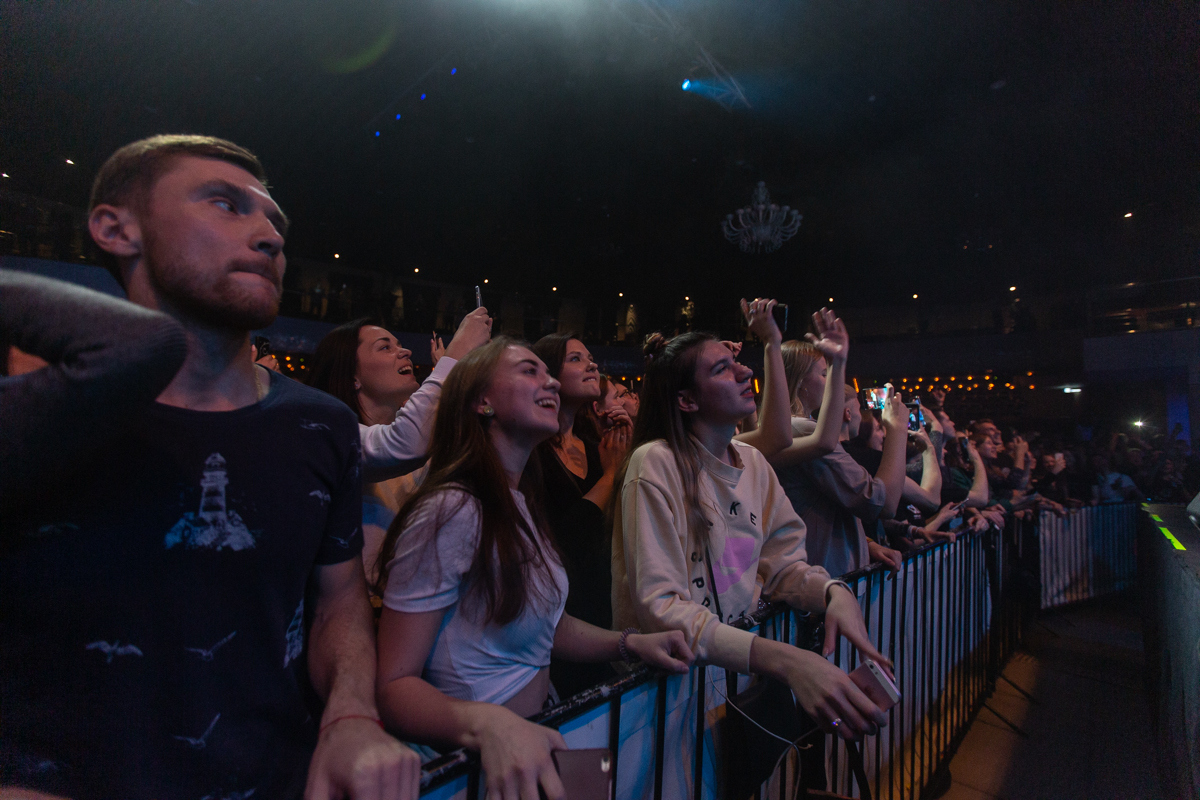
[676,390,699,414]
[88,204,142,261]
[843,407,853,424]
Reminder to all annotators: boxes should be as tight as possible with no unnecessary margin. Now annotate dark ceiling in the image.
[2,0,1196,312]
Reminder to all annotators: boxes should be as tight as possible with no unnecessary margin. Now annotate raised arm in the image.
[767,309,850,468]
[874,393,910,519]
[0,270,186,513]
[360,307,492,482]
[734,298,790,457]
[963,439,990,507]
[900,428,943,513]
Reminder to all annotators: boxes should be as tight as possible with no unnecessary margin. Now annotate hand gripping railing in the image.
[417,525,1029,800]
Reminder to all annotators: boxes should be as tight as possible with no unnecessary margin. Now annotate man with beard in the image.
[0,136,420,800]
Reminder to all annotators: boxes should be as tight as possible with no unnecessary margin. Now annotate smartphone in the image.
[475,285,482,308]
[849,660,900,712]
[906,403,925,432]
[771,302,788,333]
[862,387,890,410]
[253,336,272,359]
[546,749,613,800]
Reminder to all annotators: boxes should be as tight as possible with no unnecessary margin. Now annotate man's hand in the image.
[867,541,902,572]
[741,298,782,346]
[305,717,422,800]
[443,307,493,361]
[804,307,849,365]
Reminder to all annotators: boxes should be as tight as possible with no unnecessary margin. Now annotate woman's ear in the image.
[676,390,699,414]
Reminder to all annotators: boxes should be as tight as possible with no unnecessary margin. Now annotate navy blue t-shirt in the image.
[0,370,364,799]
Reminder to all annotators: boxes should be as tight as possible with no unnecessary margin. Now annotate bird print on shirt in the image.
[308,490,331,504]
[299,419,331,431]
[201,790,255,800]
[186,631,237,662]
[174,713,220,749]
[86,640,144,664]
[283,600,304,667]
[328,527,358,548]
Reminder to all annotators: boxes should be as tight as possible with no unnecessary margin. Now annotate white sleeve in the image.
[381,490,479,613]
[360,357,456,482]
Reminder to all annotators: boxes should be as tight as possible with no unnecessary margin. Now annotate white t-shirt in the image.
[382,487,568,705]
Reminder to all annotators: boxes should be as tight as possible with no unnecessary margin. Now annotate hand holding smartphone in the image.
[849,660,900,712]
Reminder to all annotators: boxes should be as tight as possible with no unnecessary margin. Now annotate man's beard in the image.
[143,233,281,332]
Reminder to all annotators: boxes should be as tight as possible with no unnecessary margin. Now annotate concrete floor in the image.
[942,592,1162,800]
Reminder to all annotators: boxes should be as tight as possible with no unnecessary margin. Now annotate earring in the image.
[354,380,361,390]
[480,405,495,417]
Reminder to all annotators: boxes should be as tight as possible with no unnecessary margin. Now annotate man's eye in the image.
[213,199,236,212]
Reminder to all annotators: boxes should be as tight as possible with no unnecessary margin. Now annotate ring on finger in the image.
[831,718,842,729]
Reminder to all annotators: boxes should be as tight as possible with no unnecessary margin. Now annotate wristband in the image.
[618,627,639,664]
[319,714,384,736]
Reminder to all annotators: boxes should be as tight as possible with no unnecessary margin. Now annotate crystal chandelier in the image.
[721,182,802,254]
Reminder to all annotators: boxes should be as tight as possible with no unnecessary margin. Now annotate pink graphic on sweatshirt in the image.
[711,536,759,596]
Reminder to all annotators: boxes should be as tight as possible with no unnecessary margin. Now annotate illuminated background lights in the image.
[682,79,691,90]
[1124,212,1133,218]
[450,68,457,75]
[420,93,427,100]
[65,159,74,165]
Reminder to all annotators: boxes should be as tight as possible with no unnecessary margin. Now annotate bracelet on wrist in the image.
[618,627,640,664]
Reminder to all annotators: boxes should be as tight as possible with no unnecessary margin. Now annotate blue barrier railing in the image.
[414,521,1038,800]
[1038,503,1138,609]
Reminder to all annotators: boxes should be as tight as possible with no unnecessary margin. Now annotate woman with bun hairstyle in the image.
[376,337,693,800]
[611,315,890,740]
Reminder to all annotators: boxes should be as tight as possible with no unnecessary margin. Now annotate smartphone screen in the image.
[862,387,889,410]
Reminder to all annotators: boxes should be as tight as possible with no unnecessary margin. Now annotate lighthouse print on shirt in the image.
[164,453,258,551]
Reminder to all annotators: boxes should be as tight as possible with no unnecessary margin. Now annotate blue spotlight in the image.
[374,131,380,137]
[681,79,691,90]
[395,113,401,120]
[450,68,457,75]
[420,93,427,100]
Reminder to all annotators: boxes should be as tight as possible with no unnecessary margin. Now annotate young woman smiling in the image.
[611,328,890,741]
[375,338,692,800]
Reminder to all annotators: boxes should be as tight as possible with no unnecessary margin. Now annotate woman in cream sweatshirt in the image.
[611,327,890,740]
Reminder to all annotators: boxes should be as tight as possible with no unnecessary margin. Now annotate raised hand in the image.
[880,388,906,433]
[444,307,493,361]
[430,334,446,367]
[804,307,849,364]
[740,298,782,345]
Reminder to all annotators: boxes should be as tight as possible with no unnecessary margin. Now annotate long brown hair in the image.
[375,337,561,626]
[307,317,373,423]
[612,331,716,549]
[781,339,824,416]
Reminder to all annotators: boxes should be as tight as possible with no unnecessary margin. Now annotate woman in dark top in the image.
[529,334,632,698]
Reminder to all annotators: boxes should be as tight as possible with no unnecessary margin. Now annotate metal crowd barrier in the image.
[417,522,1032,800]
[1037,503,1138,609]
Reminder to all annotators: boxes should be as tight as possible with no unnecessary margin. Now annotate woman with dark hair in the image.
[611,327,890,742]
[526,333,632,696]
[376,337,692,799]
[308,309,491,581]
